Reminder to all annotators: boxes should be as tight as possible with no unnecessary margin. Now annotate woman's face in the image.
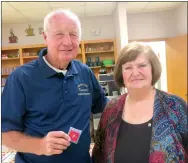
[122,54,153,90]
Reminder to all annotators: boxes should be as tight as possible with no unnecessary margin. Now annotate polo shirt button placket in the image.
[63,80,68,98]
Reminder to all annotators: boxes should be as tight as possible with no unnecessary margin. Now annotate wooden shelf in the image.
[85,50,114,54]
[90,66,101,69]
[89,65,115,69]
[2,74,9,77]
[22,44,46,49]
[2,58,20,61]
[23,56,38,59]
[1,39,117,80]
[1,47,19,51]
[83,39,114,44]
[105,65,115,68]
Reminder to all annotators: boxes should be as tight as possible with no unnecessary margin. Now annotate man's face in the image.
[43,14,79,68]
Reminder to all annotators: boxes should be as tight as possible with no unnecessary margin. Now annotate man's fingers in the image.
[50,143,69,150]
[50,137,71,147]
[48,131,71,141]
[46,148,63,156]
[40,131,71,156]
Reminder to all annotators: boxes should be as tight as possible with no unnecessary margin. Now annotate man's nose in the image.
[62,34,72,46]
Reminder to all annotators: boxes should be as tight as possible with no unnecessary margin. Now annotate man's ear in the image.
[43,32,47,41]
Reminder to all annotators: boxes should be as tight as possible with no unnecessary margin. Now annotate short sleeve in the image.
[2,74,26,132]
[89,69,108,114]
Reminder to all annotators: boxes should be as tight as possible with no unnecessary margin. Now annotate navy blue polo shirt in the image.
[2,48,108,163]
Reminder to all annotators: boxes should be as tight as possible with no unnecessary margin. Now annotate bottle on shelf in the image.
[99,62,107,74]
[2,54,8,59]
[95,56,100,66]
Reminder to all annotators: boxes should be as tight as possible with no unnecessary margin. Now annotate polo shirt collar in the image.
[43,56,67,76]
[38,48,78,78]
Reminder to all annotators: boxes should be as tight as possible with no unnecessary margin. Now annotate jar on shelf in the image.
[86,62,90,67]
[95,56,101,66]
[17,51,20,57]
[90,62,94,67]
[87,57,91,62]
[2,54,8,59]
[85,46,89,52]
[93,62,97,67]
[95,56,100,62]
[99,62,107,74]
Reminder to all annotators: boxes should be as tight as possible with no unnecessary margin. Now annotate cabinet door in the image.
[165,35,187,102]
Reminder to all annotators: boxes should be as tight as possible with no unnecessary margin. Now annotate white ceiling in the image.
[2,2,183,24]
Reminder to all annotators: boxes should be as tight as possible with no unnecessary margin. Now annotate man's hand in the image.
[38,131,71,156]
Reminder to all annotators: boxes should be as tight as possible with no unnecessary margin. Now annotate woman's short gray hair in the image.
[43,9,82,40]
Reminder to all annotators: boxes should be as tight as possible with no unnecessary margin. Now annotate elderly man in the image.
[2,9,108,163]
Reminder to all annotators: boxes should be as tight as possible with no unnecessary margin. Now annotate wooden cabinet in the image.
[21,44,46,64]
[1,39,117,86]
[83,39,117,79]
[165,35,187,102]
[1,47,21,86]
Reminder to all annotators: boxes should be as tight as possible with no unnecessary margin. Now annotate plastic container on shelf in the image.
[102,59,114,66]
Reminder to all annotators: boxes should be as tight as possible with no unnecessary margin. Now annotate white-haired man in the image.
[2,9,108,163]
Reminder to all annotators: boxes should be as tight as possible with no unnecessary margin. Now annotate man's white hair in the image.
[43,9,82,41]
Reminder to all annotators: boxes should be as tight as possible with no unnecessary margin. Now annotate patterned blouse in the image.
[92,89,188,163]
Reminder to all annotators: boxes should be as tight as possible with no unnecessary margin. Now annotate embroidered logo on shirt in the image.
[77,83,90,95]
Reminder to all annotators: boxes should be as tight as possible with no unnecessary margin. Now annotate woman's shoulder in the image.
[157,89,187,115]
[100,94,127,124]
[106,94,126,110]
[157,89,186,105]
